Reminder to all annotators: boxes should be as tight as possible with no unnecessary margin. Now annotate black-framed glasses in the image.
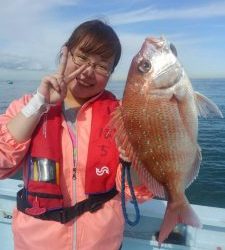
[70,51,112,77]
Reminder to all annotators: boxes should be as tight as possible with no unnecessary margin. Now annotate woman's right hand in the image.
[38,47,68,104]
[38,46,87,104]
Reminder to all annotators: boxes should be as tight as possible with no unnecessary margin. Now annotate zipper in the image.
[65,121,77,250]
[71,106,88,250]
[67,91,104,250]
[73,121,78,250]
[66,124,77,180]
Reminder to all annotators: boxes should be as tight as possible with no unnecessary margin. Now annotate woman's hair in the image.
[63,19,121,72]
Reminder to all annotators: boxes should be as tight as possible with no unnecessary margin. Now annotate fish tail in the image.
[158,200,202,245]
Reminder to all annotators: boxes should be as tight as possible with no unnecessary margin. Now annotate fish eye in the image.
[138,59,151,73]
[170,43,178,57]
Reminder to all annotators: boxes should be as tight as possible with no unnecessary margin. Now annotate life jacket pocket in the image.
[27,180,64,209]
[26,157,63,210]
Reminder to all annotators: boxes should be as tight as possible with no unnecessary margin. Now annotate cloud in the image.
[0,53,48,71]
[0,0,224,80]
[108,1,225,25]
[1,0,79,13]
[0,1,80,39]
[111,29,225,81]
[0,1,81,74]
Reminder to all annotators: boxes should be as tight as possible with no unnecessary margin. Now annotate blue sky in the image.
[0,0,225,81]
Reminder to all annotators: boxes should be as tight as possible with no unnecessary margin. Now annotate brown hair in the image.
[63,19,121,72]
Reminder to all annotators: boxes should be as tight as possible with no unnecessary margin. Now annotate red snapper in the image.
[112,37,223,244]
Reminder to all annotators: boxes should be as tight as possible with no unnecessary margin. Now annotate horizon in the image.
[1,77,225,83]
[0,0,225,81]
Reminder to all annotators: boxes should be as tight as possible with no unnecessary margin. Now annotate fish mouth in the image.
[146,37,165,48]
[142,36,183,88]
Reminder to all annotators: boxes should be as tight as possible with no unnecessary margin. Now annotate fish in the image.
[111,36,223,244]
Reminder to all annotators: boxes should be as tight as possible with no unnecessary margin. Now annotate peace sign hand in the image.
[37,46,68,104]
[38,46,87,104]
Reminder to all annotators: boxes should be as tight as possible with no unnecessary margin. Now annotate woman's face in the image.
[64,45,115,103]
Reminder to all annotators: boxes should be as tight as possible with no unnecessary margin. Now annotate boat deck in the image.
[1,179,225,250]
[123,199,225,249]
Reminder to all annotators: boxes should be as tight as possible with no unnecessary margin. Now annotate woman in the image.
[0,19,152,250]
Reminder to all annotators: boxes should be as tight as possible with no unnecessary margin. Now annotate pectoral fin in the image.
[195,91,223,118]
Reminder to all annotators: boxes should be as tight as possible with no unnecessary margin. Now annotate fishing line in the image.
[121,159,140,226]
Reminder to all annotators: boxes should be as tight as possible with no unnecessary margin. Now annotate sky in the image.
[0,0,225,81]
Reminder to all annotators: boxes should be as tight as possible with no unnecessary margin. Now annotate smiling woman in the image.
[60,20,121,105]
[0,19,153,250]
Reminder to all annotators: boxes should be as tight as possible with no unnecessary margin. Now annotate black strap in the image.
[17,187,118,223]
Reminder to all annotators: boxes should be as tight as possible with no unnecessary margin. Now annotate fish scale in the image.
[123,93,192,172]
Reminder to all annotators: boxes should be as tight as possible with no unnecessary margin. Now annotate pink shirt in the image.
[0,92,153,250]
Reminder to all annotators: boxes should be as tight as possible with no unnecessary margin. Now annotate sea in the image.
[0,78,225,209]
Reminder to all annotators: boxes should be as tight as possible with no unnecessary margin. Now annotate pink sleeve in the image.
[0,95,32,179]
[116,164,154,203]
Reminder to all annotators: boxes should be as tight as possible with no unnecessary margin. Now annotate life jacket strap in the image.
[17,187,118,223]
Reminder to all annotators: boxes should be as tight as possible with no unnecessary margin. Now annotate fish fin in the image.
[110,106,135,161]
[158,199,202,244]
[185,145,202,188]
[195,91,223,118]
[110,106,166,198]
[134,162,166,198]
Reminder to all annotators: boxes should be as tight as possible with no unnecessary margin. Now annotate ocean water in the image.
[0,78,225,208]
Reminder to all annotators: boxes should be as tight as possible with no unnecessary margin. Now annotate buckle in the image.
[59,210,67,224]
[59,207,72,224]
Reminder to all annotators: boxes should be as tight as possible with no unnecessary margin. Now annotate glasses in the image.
[70,51,112,77]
